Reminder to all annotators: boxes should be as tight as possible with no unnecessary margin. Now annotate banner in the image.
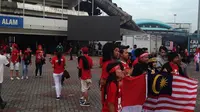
[0,15,23,28]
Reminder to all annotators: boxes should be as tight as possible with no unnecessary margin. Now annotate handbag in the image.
[63,70,70,79]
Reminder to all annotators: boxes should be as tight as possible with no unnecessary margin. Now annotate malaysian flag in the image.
[143,74,198,112]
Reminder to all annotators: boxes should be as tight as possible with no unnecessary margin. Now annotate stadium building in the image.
[0,0,141,53]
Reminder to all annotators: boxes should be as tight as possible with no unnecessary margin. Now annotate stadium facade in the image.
[0,0,141,53]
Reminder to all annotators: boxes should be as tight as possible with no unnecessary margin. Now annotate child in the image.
[148,57,159,74]
[102,61,125,112]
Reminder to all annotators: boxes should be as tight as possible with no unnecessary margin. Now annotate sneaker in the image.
[10,77,14,81]
[56,97,60,100]
[26,76,28,79]
[79,97,85,104]
[21,76,24,80]
[0,102,7,109]
[16,77,20,80]
[80,102,90,107]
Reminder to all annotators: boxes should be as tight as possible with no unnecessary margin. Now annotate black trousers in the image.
[0,84,3,104]
[35,63,43,76]
[70,52,73,60]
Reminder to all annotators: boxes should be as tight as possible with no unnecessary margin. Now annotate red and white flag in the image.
[121,74,147,112]
[143,75,198,112]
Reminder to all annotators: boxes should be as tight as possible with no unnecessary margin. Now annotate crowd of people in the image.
[0,41,198,111]
[97,42,193,112]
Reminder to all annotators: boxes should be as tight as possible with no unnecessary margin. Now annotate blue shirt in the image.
[131,49,136,60]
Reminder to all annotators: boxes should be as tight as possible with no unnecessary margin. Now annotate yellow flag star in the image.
[160,77,168,89]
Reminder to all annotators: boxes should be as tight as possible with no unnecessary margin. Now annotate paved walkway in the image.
[0,56,200,112]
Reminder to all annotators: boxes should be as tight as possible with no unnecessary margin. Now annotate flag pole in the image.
[197,0,200,38]
[145,74,148,99]
[78,0,80,15]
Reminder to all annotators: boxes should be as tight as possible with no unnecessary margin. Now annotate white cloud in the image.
[112,0,199,32]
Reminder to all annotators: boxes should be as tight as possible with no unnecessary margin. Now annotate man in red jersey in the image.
[78,47,93,106]
[119,45,131,75]
[10,44,20,80]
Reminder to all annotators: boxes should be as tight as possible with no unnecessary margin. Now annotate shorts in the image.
[10,62,20,71]
[81,79,92,93]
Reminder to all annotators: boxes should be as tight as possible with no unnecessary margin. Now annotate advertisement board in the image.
[0,15,23,28]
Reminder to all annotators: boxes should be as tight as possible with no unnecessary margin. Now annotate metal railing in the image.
[0,0,88,19]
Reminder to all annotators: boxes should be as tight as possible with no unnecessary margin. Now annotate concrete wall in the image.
[24,16,67,31]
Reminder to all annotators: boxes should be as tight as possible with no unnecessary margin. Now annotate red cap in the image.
[81,47,88,54]
[12,43,18,48]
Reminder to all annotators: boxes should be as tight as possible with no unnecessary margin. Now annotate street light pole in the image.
[78,0,80,15]
[197,0,200,38]
[92,0,94,16]
[174,14,177,28]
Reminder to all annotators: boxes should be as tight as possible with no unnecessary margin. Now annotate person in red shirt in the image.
[161,52,187,77]
[51,51,66,100]
[100,43,120,105]
[78,47,93,106]
[102,61,125,112]
[10,44,20,80]
[99,57,103,68]
[131,49,149,77]
[35,45,45,77]
[119,45,130,75]
[21,47,32,79]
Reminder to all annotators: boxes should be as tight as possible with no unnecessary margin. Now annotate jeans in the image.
[22,61,28,77]
[61,74,65,85]
[35,63,43,76]
[53,73,63,97]
[196,62,199,71]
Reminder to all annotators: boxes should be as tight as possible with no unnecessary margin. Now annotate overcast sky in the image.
[112,0,199,32]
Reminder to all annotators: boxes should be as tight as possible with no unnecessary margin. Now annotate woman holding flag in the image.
[102,61,125,112]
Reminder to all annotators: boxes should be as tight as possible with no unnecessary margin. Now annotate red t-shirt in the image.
[11,49,19,63]
[35,50,44,63]
[121,61,130,75]
[99,57,103,67]
[102,82,122,112]
[23,50,31,60]
[169,62,179,74]
[78,55,93,80]
[52,56,66,74]
[132,58,138,67]
[101,60,113,80]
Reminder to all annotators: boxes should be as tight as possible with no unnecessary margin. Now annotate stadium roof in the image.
[135,19,172,29]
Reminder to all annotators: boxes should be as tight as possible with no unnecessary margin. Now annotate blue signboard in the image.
[0,15,23,28]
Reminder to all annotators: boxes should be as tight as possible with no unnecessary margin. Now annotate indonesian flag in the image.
[143,75,198,112]
[121,74,147,112]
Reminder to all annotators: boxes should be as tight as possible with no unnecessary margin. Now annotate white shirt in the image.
[195,53,200,63]
[0,55,9,83]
